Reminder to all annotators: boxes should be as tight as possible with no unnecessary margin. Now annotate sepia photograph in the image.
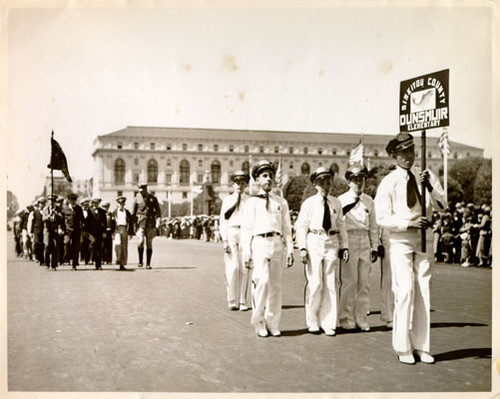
[2,0,498,397]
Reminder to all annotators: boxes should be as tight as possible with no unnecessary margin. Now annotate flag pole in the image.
[50,131,54,208]
[443,128,448,204]
[421,129,426,252]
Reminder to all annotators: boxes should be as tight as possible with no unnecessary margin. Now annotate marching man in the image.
[113,196,135,271]
[338,163,379,332]
[295,167,349,336]
[219,171,251,311]
[241,160,294,337]
[374,132,446,365]
[132,183,162,269]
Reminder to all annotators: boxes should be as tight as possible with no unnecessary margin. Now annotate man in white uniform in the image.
[338,164,379,332]
[219,171,251,311]
[295,167,349,336]
[374,132,446,365]
[241,160,294,337]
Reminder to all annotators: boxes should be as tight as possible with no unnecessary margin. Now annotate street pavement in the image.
[6,232,492,393]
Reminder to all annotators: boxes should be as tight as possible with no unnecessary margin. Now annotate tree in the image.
[7,191,19,220]
[448,158,483,204]
[365,165,393,198]
[473,159,492,205]
[446,176,464,207]
[301,176,349,203]
[283,175,309,212]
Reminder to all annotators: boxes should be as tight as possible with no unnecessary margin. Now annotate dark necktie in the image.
[342,196,359,216]
[407,170,422,208]
[322,196,332,232]
[224,194,241,220]
[255,193,269,210]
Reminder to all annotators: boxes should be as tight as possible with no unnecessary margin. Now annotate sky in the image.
[5,2,494,208]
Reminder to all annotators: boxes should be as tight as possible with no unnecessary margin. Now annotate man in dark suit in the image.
[32,197,46,265]
[42,196,66,270]
[89,197,107,270]
[62,193,84,270]
[80,198,93,265]
[101,202,115,264]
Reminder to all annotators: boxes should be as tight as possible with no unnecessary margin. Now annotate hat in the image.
[310,166,334,184]
[16,209,24,215]
[138,183,148,189]
[67,192,78,200]
[37,197,47,204]
[345,163,368,181]
[230,170,250,183]
[91,197,102,203]
[101,202,110,208]
[116,196,127,203]
[47,194,58,201]
[251,160,276,180]
[385,133,415,155]
[80,197,90,204]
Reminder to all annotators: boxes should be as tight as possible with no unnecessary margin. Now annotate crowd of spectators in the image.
[432,202,492,267]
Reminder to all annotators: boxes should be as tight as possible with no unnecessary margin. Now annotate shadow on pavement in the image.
[431,322,488,328]
[281,328,310,337]
[434,347,491,362]
[282,304,305,309]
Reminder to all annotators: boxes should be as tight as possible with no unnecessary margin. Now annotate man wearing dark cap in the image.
[62,193,84,270]
[113,196,135,270]
[132,183,162,269]
[42,195,66,270]
[32,197,46,265]
[219,171,251,311]
[88,197,107,270]
[374,132,446,365]
[338,163,379,333]
[241,160,294,337]
[295,166,349,336]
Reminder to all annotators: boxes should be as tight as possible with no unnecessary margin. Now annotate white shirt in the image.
[219,192,248,241]
[241,191,293,257]
[295,193,348,250]
[338,189,379,250]
[374,166,447,232]
[116,208,128,226]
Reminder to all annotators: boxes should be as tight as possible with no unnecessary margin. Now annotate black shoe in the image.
[146,265,152,269]
[138,263,143,268]
[119,265,128,271]
[72,266,77,271]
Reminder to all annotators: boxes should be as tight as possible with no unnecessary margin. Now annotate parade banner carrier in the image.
[399,69,449,132]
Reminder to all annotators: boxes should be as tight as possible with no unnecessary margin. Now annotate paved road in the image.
[7,233,492,393]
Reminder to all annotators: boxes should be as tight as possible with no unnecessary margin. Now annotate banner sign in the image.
[399,69,449,132]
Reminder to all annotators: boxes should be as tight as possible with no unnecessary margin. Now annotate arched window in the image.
[330,163,339,173]
[180,160,190,184]
[242,161,250,174]
[301,162,311,175]
[211,160,221,184]
[114,158,125,183]
[147,159,158,183]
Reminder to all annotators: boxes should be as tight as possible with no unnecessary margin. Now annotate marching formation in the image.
[219,132,448,365]
[10,132,491,365]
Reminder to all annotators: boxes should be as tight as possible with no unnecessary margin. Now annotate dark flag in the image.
[47,132,72,182]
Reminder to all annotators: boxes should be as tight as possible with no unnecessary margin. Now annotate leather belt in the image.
[255,231,281,238]
[308,229,339,236]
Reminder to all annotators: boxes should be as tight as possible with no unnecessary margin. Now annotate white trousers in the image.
[224,227,250,306]
[380,234,395,322]
[304,233,340,329]
[250,235,285,330]
[390,230,431,353]
[339,231,371,326]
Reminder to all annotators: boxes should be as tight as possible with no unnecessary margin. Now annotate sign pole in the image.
[443,127,448,203]
[421,129,426,252]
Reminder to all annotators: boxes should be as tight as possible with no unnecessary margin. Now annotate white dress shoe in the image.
[239,304,249,311]
[257,328,268,337]
[268,328,281,337]
[308,326,321,334]
[228,304,239,311]
[323,328,336,336]
[397,351,416,365]
[414,350,435,364]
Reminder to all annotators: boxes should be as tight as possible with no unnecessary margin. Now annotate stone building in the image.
[92,126,483,205]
